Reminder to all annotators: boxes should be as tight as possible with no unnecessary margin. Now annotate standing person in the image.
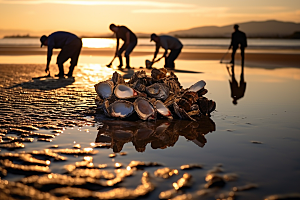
[109,24,137,69]
[228,24,247,66]
[40,31,82,78]
[150,34,183,69]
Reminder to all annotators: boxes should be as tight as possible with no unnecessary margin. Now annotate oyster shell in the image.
[94,80,114,99]
[198,97,216,116]
[146,83,169,101]
[155,100,173,119]
[107,100,135,119]
[188,80,206,92]
[173,102,196,121]
[114,84,139,99]
[111,71,125,85]
[151,68,167,80]
[134,97,156,121]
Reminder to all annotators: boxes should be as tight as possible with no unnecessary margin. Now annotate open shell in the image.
[94,80,114,99]
[188,80,206,92]
[146,83,169,100]
[173,102,196,121]
[198,97,216,116]
[107,100,135,119]
[134,97,156,121]
[114,84,139,99]
[155,100,173,119]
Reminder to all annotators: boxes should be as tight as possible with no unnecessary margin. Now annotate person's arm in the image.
[229,33,234,49]
[152,43,160,62]
[115,37,120,56]
[45,45,53,73]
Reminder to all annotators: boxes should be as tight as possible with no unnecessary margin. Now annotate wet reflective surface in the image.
[1,59,300,199]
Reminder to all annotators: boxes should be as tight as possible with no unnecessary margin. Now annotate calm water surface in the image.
[1,57,300,199]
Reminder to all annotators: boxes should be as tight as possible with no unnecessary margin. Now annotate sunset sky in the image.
[0,0,299,35]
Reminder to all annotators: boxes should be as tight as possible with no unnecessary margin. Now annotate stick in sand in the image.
[106,56,116,68]
[220,49,230,63]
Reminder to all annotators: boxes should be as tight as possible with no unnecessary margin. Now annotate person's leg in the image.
[56,48,71,77]
[124,40,137,68]
[68,38,82,77]
[166,48,181,69]
[118,44,126,68]
[230,46,237,65]
[240,47,245,67]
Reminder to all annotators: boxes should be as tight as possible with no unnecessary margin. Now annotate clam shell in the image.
[114,84,139,99]
[198,97,216,116]
[134,97,156,121]
[188,80,206,92]
[94,80,114,99]
[173,102,196,121]
[155,100,173,119]
[107,100,135,119]
[146,83,169,100]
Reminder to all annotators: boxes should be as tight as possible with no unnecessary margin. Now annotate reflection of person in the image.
[150,34,183,69]
[109,24,137,69]
[228,24,247,66]
[40,31,82,78]
[228,64,246,105]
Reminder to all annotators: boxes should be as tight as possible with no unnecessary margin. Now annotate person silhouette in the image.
[40,31,82,78]
[109,24,137,69]
[228,24,247,66]
[228,64,246,105]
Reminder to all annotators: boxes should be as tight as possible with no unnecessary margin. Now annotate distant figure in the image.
[228,24,247,66]
[228,64,246,105]
[109,24,137,69]
[40,31,82,78]
[150,33,183,69]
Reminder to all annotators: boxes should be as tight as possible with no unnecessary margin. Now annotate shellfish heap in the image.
[94,68,216,121]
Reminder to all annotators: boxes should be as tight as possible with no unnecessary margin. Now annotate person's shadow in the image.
[227,63,246,105]
[8,77,75,90]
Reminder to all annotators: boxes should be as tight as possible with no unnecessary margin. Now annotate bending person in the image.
[40,31,82,78]
[150,34,183,69]
[228,24,247,66]
[109,24,137,69]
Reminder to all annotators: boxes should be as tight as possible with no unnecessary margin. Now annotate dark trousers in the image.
[57,38,82,76]
[231,46,245,66]
[164,47,182,69]
[118,40,137,67]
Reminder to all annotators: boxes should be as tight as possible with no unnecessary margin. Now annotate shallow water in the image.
[0,57,300,199]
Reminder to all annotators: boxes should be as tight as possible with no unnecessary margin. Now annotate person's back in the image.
[159,35,183,50]
[47,31,78,49]
[231,30,247,48]
[116,26,137,42]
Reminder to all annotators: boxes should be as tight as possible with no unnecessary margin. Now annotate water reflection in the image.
[95,117,215,153]
[227,64,246,105]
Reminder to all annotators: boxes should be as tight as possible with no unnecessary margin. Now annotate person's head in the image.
[40,35,48,47]
[109,23,118,33]
[150,33,159,42]
[233,24,239,31]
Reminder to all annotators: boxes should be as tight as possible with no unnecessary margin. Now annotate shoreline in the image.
[0,47,299,69]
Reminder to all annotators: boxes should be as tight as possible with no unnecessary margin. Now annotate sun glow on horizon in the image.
[82,38,115,48]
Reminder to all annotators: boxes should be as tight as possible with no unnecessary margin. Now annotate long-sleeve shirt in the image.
[154,35,183,57]
[47,31,79,61]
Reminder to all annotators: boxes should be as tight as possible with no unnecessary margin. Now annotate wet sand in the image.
[1,50,300,199]
[1,46,300,69]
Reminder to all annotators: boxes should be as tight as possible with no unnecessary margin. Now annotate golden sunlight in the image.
[82,38,115,48]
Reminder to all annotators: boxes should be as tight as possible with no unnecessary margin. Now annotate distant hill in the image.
[168,20,300,38]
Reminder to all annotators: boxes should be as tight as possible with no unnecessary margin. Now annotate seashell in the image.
[102,99,111,117]
[173,102,195,121]
[182,91,199,105]
[188,80,206,92]
[198,97,216,116]
[107,100,135,119]
[146,83,169,101]
[155,100,173,119]
[177,98,192,112]
[111,71,125,85]
[94,80,114,99]
[164,92,176,107]
[134,97,156,121]
[151,68,167,80]
[132,80,146,92]
[128,70,147,84]
[114,84,139,99]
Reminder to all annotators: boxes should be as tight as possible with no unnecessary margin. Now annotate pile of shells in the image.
[94,68,216,121]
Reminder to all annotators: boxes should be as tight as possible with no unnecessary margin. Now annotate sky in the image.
[0,0,299,35]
